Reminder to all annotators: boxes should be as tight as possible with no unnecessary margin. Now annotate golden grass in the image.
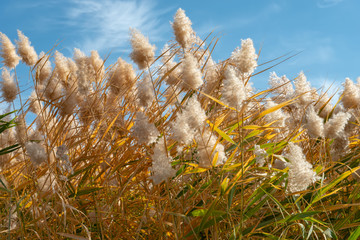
[1,9,360,240]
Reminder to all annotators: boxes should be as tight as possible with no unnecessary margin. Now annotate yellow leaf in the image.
[207,120,235,144]
[251,96,298,122]
[199,90,237,111]
[212,151,219,166]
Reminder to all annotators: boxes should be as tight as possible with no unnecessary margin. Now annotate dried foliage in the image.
[1,9,360,240]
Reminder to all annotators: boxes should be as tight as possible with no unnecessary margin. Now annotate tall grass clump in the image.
[1,8,360,239]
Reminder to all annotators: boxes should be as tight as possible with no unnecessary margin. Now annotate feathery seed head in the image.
[36,52,52,86]
[129,28,155,70]
[185,96,207,129]
[305,106,325,138]
[149,141,176,184]
[0,32,21,69]
[44,76,63,102]
[54,51,70,82]
[90,50,105,78]
[60,91,78,116]
[137,74,155,108]
[56,144,73,174]
[171,115,194,145]
[269,72,294,101]
[196,130,226,167]
[109,57,136,95]
[264,99,288,130]
[294,71,315,106]
[160,44,180,86]
[28,91,42,114]
[1,68,18,102]
[324,111,351,139]
[15,30,38,66]
[221,66,246,109]
[73,48,94,95]
[15,113,27,146]
[285,142,318,193]
[172,8,194,49]
[230,38,257,74]
[132,112,160,145]
[316,92,333,118]
[28,128,43,142]
[171,96,206,145]
[203,57,219,94]
[181,53,203,90]
[25,142,47,166]
[341,77,360,109]
[254,145,267,166]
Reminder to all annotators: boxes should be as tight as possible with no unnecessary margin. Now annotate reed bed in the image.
[0,8,360,239]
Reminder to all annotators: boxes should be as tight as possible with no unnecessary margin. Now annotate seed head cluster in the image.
[0,9,360,238]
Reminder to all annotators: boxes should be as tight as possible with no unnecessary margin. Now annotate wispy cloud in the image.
[4,0,169,54]
[275,32,335,66]
[62,0,168,53]
[312,45,335,63]
[317,0,344,8]
[222,2,283,31]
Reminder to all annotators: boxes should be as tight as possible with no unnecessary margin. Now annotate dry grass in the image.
[0,8,360,240]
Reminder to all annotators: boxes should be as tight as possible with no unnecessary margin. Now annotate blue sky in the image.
[1,0,360,110]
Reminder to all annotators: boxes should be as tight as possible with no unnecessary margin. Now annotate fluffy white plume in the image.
[137,74,155,108]
[196,130,226,167]
[181,53,203,90]
[230,38,257,74]
[254,145,267,166]
[132,112,160,145]
[172,8,194,49]
[15,30,38,66]
[25,142,47,166]
[221,67,246,109]
[149,141,176,184]
[129,28,155,70]
[305,106,324,138]
[1,68,18,102]
[324,111,351,139]
[285,143,318,193]
[341,78,360,109]
[171,97,207,145]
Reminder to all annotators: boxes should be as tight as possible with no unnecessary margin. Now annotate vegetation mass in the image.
[0,8,360,239]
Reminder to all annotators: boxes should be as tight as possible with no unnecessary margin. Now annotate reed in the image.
[0,8,360,239]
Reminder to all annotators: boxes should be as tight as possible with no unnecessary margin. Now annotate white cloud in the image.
[63,0,168,53]
[317,0,344,8]
[275,32,335,65]
[312,45,335,63]
[201,2,282,35]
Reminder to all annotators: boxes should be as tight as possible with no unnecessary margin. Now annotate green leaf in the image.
[0,144,21,156]
[349,226,360,240]
[227,186,236,211]
[190,209,207,217]
[260,187,288,216]
[277,211,320,224]
[306,166,360,211]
